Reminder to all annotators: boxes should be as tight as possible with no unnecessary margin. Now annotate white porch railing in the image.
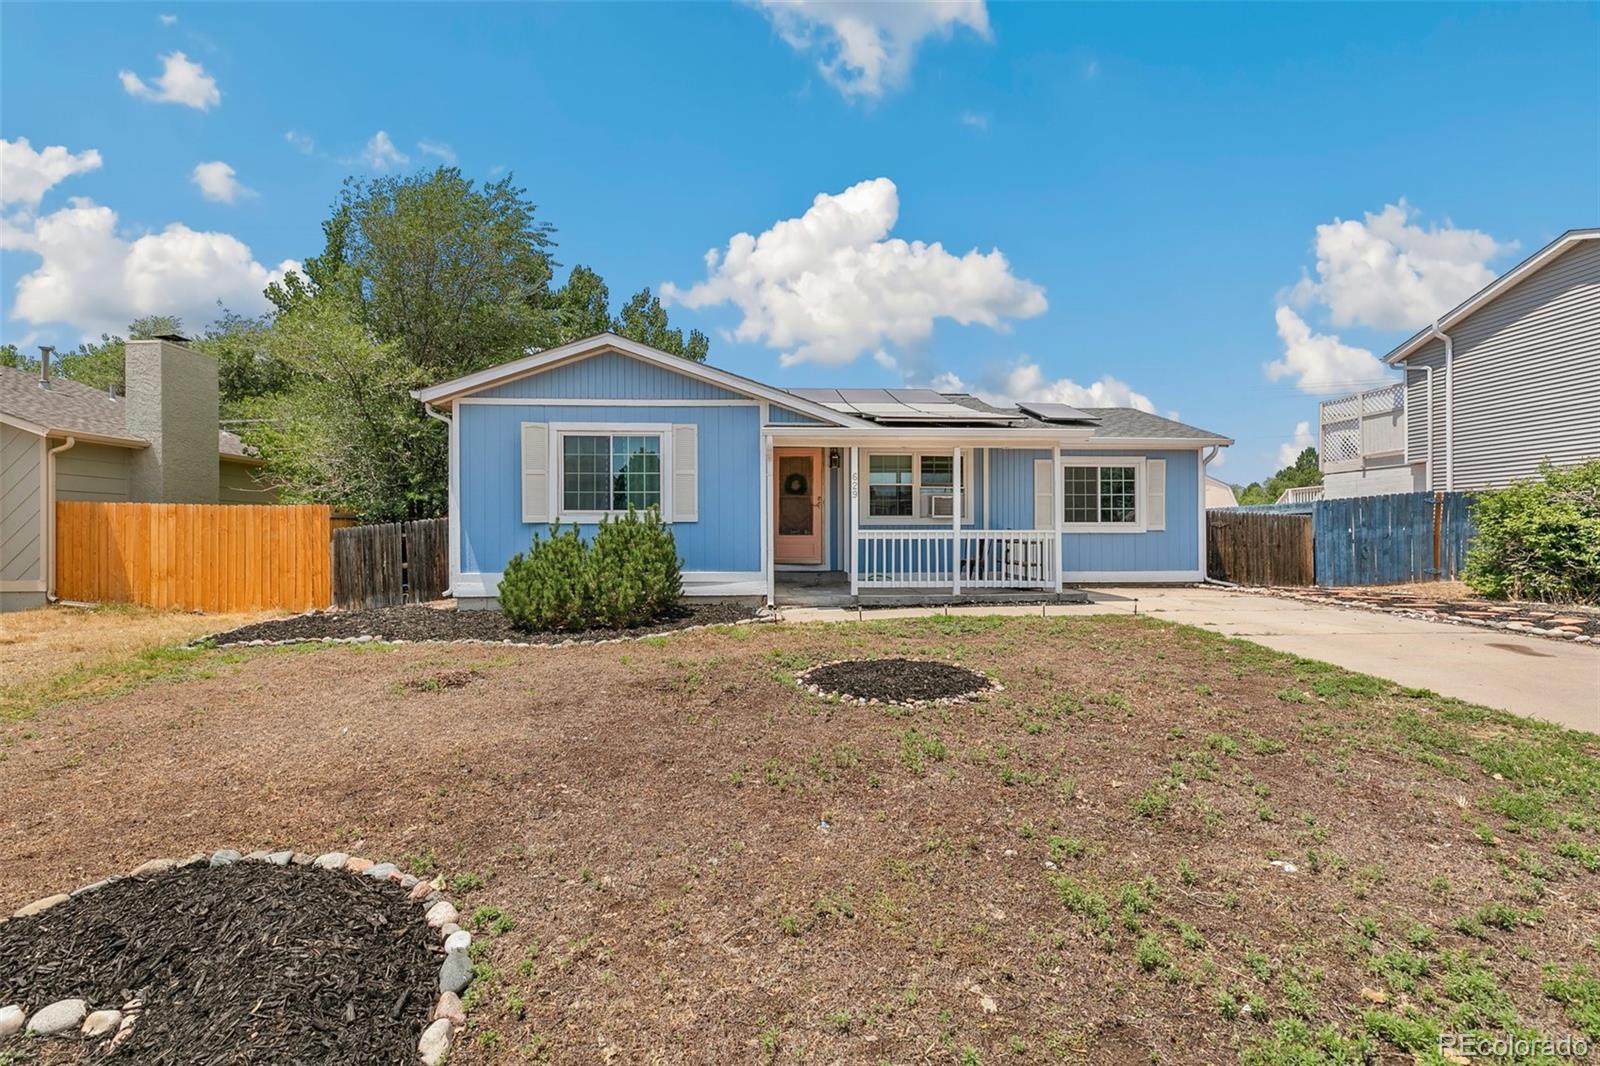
[855,529,1057,590]
[1320,383,1404,470]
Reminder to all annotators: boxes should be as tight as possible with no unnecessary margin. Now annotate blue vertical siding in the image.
[1060,450,1200,574]
[768,405,830,425]
[457,403,761,575]
[478,351,745,400]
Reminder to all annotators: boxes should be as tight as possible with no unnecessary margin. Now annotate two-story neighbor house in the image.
[412,334,1232,607]
[1320,228,1599,498]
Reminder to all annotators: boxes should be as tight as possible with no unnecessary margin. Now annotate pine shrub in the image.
[498,507,682,631]
[1463,460,1600,604]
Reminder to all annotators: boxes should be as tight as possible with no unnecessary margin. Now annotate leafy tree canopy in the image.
[1235,447,1322,505]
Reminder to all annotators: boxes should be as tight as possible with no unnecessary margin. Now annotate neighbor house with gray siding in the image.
[1,336,274,612]
[1319,228,1599,498]
[412,333,1232,608]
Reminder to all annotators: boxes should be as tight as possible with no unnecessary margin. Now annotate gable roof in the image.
[943,394,1232,444]
[0,366,252,459]
[1383,228,1600,365]
[410,333,873,429]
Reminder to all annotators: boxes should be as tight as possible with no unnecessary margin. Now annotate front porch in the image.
[775,570,1089,608]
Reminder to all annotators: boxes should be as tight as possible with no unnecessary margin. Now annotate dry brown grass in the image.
[0,603,280,689]
[1350,578,1473,599]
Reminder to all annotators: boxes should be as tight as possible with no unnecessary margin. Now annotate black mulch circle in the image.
[206,600,759,647]
[0,863,438,1064]
[800,658,994,704]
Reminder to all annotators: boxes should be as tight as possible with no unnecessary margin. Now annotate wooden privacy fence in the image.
[56,502,331,612]
[1314,491,1473,586]
[331,517,448,609]
[1206,510,1314,586]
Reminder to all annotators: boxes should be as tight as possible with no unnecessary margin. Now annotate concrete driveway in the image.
[778,586,1598,732]
[1082,587,1598,733]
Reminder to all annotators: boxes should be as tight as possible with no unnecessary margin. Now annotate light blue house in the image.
[412,334,1232,607]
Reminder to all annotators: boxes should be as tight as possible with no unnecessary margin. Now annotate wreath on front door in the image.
[784,473,809,496]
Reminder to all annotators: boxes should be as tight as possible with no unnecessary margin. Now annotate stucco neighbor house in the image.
[1319,228,1599,499]
[0,336,275,612]
[411,333,1233,608]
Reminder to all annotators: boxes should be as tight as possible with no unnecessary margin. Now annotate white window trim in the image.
[858,448,974,526]
[551,421,673,522]
[1062,455,1146,533]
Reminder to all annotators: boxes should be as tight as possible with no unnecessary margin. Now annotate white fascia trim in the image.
[1064,570,1205,583]
[411,333,871,429]
[1066,437,1232,450]
[457,397,757,407]
[453,570,764,600]
[770,427,1089,445]
[1384,229,1600,365]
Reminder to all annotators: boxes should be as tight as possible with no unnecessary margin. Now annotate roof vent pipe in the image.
[37,345,54,387]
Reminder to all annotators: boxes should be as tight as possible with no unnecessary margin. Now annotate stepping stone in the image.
[27,999,86,1035]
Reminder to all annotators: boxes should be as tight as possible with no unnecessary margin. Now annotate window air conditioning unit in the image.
[928,494,955,518]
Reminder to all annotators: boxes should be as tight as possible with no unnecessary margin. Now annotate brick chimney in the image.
[124,336,220,503]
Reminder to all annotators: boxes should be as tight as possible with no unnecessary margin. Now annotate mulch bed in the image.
[205,600,760,647]
[0,863,437,1064]
[1266,586,1600,644]
[798,657,995,704]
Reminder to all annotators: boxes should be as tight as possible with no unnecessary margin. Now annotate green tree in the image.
[128,314,185,339]
[52,334,128,393]
[612,287,709,361]
[267,167,559,375]
[196,311,291,413]
[552,264,614,343]
[1,344,37,372]
[1236,447,1323,505]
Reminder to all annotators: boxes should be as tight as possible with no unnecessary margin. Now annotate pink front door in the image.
[773,448,823,565]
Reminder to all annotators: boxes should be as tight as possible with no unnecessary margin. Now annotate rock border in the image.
[1245,586,1597,648]
[794,657,1002,708]
[1,849,476,1065]
[190,611,774,651]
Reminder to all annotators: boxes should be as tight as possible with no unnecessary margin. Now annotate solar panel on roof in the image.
[1017,402,1101,423]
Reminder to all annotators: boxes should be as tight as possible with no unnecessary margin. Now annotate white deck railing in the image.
[855,529,1057,590]
[1320,383,1405,469]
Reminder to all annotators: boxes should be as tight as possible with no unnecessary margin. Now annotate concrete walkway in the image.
[778,586,1599,733]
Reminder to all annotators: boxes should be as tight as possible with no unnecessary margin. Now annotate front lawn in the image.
[1,615,1595,1064]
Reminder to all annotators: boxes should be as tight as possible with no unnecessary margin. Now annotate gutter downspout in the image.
[1199,445,1221,586]
[1420,365,1434,492]
[1426,321,1454,491]
[423,403,456,600]
[45,435,76,601]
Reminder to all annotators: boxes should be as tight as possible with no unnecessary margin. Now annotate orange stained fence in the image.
[54,501,332,612]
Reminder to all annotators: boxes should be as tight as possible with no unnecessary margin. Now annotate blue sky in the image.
[2,2,1596,481]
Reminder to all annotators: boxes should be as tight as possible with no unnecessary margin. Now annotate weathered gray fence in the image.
[331,517,448,609]
[1206,510,1315,586]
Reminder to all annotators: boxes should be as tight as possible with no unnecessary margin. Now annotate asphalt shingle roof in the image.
[0,366,250,457]
[941,392,1231,442]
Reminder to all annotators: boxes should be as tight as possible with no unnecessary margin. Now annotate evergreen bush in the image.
[1463,460,1600,604]
[498,507,682,631]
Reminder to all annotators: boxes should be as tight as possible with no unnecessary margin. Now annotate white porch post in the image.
[761,432,774,607]
[1052,446,1065,593]
[951,446,962,595]
[848,446,860,597]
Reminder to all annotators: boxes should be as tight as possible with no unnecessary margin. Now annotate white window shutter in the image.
[521,422,550,524]
[1033,458,1054,531]
[1145,459,1166,531]
[671,424,698,523]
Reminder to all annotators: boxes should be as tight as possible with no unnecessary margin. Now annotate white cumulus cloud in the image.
[970,360,1158,414]
[1264,306,1390,396]
[191,161,252,204]
[158,13,177,25]
[662,177,1046,368]
[1,197,298,340]
[284,130,315,155]
[752,0,991,100]
[1278,420,1316,467]
[1289,200,1514,331]
[417,140,457,164]
[119,51,221,111]
[360,131,409,171]
[1,137,103,208]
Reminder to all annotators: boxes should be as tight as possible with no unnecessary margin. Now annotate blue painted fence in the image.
[1222,491,1475,587]
[1313,491,1474,587]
